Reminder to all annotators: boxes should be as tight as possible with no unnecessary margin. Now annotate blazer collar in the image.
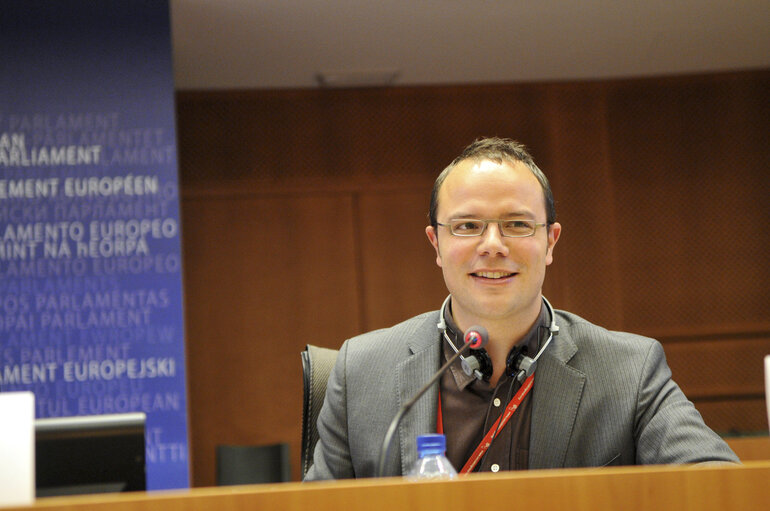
[529,327,586,469]
[395,311,442,475]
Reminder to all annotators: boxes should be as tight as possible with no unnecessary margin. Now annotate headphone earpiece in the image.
[504,346,536,382]
[513,355,536,383]
[461,349,492,381]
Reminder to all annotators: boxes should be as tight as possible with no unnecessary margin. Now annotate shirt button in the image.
[493,398,501,407]
[491,464,500,473]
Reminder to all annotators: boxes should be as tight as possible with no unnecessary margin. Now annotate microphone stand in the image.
[376,341,475,478]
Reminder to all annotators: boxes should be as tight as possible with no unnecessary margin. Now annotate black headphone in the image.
[437,295,559,383]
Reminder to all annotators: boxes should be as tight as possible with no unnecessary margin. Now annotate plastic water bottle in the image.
[408,434,458,480]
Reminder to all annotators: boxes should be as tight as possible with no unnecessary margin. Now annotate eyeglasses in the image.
[436,218,547,237]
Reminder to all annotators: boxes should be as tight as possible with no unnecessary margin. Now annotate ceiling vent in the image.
[315,69,400,88]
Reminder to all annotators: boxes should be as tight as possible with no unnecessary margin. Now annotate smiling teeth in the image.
[476,271,511,279]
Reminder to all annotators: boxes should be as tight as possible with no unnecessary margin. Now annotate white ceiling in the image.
[170,0,770,90]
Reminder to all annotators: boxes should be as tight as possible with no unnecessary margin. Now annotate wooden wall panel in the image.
[604,73,770,335]
[356,189,447,330]
[725,437,770,461]
[538,83,626,327]
[663,336,770,399]
[694,399,769,435]
[176,69,770,485]
[181,194,361,485]
[663,335,770,434]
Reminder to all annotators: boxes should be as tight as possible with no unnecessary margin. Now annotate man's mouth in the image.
[471,271,515,280]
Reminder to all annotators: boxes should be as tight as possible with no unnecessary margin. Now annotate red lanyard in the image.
[437,374,535,474]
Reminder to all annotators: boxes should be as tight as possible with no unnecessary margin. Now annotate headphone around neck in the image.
[437,294,559,383]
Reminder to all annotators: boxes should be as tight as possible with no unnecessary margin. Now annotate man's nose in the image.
[477,222,509,256]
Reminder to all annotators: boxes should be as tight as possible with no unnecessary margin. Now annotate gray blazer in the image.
[305,309,738,480]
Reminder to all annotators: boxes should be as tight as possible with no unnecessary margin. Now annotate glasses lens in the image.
[450,219,485,235]
[501,220,535,237]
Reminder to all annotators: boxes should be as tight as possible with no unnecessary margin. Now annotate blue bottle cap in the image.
[416,434,446,455]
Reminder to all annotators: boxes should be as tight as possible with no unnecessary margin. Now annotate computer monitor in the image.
[35,413,146,497]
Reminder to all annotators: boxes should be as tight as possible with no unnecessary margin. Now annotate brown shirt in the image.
[439,303,546,473]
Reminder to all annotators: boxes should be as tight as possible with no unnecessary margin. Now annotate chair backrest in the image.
[300,344,339,478]
[215,443,290,485]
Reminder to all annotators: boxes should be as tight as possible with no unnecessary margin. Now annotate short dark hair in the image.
[429,137,556,229]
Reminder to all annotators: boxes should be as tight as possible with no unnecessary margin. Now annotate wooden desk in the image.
[5,461,769,511]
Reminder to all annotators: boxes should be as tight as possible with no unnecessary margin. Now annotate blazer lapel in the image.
[529,330,586,469]
[394,315,441,475]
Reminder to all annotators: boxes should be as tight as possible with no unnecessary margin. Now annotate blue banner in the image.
[0,0,189,489]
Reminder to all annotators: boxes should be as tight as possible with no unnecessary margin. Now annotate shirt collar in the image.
[441,300,547,391]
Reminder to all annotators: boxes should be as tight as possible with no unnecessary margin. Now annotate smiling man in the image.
[425,153,560,387]
[304,137,738,480]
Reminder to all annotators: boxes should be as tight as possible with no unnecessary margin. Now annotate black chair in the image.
[215,443,290,485]
[300,344,339,478]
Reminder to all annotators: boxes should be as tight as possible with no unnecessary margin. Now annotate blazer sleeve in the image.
[303,341,355,481]
[633,340,739,464]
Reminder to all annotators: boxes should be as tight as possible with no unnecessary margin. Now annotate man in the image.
[304,137,738,480]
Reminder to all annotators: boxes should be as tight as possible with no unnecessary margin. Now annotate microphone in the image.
[376,325,489,477]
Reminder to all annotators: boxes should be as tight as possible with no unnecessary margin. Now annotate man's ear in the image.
[425,225,442,268]
[545,222,561,266]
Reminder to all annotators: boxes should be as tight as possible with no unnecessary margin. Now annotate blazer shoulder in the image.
[343,310,440,356]
[555,310,658,347]
[553,309,661,368]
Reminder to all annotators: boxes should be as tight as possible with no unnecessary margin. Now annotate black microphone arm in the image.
[375,325,488,477]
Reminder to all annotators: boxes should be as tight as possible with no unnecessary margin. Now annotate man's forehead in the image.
[442,158,536,193]
[438,158,546,215]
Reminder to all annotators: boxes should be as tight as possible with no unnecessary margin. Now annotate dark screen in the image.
[35,413,146,497]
